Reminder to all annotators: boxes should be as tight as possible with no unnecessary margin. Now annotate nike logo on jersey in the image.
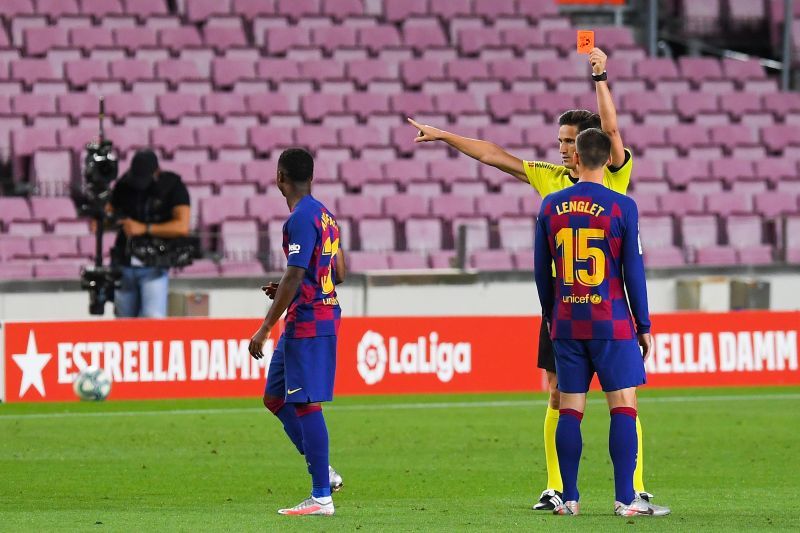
[288,387,302,394]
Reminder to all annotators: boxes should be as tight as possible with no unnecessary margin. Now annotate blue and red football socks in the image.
[295,404,331,499]
[609,407,638,505]
[264,397,304,455]
[556,408,584,502]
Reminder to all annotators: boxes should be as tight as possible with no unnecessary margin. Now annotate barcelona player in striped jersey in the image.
[534,128,669,517]
[249,148,346,516]
[410,47,653,510]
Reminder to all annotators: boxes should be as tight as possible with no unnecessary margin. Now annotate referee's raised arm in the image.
[590,47,626,168]
[406,117,528,182]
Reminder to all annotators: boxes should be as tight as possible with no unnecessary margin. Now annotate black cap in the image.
[129,149,159,181]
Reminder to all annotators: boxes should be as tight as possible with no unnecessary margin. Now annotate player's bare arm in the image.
[249,266,306,359]
[590,48,625,167]
[335,247,347,285]
[407,117,528,182]
[638,333,653,361]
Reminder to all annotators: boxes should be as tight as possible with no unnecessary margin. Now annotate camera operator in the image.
[108,149,190,318]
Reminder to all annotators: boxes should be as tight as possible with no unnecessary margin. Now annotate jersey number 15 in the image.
[555,228,606,287]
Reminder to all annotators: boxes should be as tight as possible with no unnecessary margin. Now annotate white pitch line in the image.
[0,392,799,421]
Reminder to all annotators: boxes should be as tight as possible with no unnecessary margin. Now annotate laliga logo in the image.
[356,330,472,385]
[357,331,388,385]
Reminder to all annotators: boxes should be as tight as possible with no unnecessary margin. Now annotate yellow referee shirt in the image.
[523,149,633,198]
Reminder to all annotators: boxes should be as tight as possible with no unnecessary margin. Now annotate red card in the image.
[577,30,594,54]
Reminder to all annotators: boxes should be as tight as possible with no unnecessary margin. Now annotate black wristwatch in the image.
[592,71,608,82]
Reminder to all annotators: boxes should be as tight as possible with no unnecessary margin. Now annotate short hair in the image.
[558,109,601,132]
[277,148,314,183]
[576,128,612,170]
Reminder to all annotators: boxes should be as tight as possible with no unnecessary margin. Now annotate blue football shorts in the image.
[552,338,646,393]
[265,334,338,403]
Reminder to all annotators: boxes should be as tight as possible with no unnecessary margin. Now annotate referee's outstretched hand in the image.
[407,117,442,142]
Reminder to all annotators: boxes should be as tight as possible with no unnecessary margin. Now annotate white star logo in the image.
[11,331,52,398]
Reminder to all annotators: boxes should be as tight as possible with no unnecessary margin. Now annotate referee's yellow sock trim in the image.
[544,406,563,492]
[634,415,646,494]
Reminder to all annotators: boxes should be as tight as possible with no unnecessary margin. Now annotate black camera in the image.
[71,97,122,316]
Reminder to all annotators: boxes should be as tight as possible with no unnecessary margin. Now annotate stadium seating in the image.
[0,0,798,279]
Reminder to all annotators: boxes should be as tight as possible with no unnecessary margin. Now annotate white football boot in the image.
[278,496,334,516]
[614,496,671,516]
[329,465,343,492]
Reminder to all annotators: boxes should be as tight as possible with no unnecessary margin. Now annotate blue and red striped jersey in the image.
[534,182,650,340]
[282,194,341,338]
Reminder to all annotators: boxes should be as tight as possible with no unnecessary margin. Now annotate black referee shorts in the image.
[537,318,557,373]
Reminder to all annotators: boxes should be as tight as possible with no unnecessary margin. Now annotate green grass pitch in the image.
[2,386,799,532]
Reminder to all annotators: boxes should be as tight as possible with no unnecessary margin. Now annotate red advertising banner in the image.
[2,312,798,402]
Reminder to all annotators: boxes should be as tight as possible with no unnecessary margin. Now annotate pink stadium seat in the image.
[359,217,396,251]
[382,194,430,220]
[721,58,766,79]
[664,160,711,187]
[12,93,57,117]
[452,216,490,251]
[0,235,32,261]
[476,194,520,219]
[185,0,232,22]
[430,195,476,221]
[681,215,719,250]
[108,58,154,86]
[151,126,195,156]
[123,0,170,18]
[35,259,85,280]
[705,192,753,216]
[762,125,800,153]
[660,192,704,216]
[710,125,759,152]
[357,25,403,54]
[197,125,246,152]
[347,251,390,271]
[10,59,58,86]
[404,217,444,252]
[199,196,247,227]
[11,127,57,156]
[173,259,220,278]
[639,215,674,248]
[23,26,69,56]
[275,0,320,18]
[81,0,125,17]
[203,26,248,53]
[30,196,76,227]
[158,27,203,52]
[643,246,686,268]
[31,235,78,259]
[754,192,799,217]
[404,18,448,52]
[220,218,259,261]
[264,26,311,55]
[384,0,427,23]
[64,59,109,88]
[387,251,429,269]
[211,58,256,88]
[785,215,800,263]
[678,57,723,84]
[726,214,764,248]
[70,27,115,51]
[335,195,381,219]
[248,125,293,156]
[719,92,762,119]
[498,216,533,251]
[198,161,243,185]
[695,246,738,266]
[113,27,158,51]
[470,249,514,271]
[458,28,503,56]
[311,25,357,54]
[674,92,718,120]
[321,0,363,20]
[246,196,288,224]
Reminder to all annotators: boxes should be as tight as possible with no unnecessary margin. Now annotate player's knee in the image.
[294,402,322,417]
[263,394,285,415]
[548,389,561,409]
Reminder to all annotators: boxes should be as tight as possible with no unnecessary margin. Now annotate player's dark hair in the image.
[558,109,601,132]
[278,148,314,183]
[576,128,611,170]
